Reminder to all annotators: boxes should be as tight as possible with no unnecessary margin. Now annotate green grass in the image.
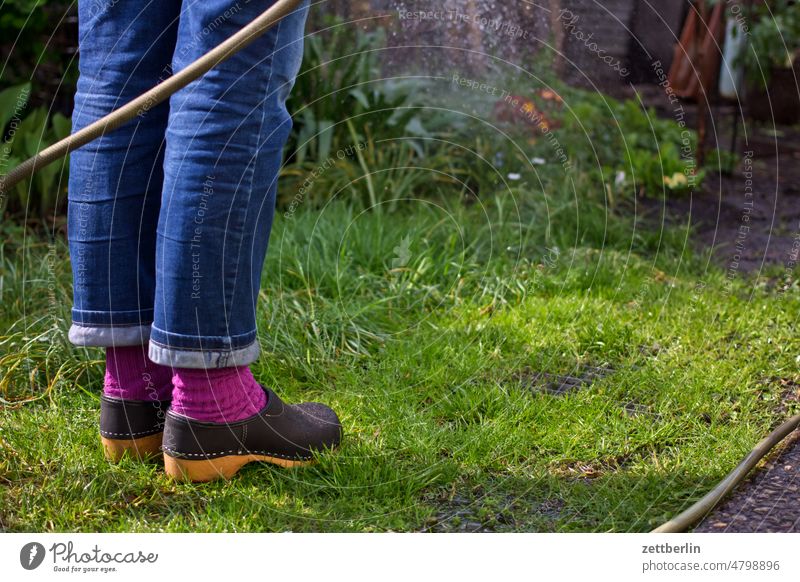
[1,192,799,532]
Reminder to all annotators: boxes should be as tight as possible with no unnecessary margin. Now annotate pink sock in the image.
[170,366,267,423]
[104,345,172,401]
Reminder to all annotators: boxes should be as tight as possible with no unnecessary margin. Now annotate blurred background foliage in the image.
[1,2,704,222]
[1,0,76,220]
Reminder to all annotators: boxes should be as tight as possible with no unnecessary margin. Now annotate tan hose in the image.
[653,413,800,533]
[0,0,302,196]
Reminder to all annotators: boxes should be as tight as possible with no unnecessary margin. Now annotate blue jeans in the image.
[67,0,309,368]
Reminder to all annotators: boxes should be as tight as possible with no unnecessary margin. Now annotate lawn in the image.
[2,191,798,532]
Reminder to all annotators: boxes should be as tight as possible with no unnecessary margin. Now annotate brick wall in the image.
[554,0,638,88]
[309,1,686,91]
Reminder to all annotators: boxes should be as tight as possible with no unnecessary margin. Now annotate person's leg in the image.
[104,345,169,401]
[149,0,309,420]
[68,0,180,457]
[69,0,180,355]
[145,0,340,481]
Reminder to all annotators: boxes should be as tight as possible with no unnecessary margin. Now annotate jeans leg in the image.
[68,0,181,347]
[148,0,310,368]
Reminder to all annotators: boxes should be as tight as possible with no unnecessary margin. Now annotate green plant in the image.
[735,0,800,85]
[0,83,71,218]
[281,17,438,210]
[0,1,77,94]
[706,148,739,175]
[1,1,52,87]
[561,93,704,197]
[287,17,423,166]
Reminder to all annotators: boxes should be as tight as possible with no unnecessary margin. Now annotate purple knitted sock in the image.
[170,366,267,423]
[104,345,172,401]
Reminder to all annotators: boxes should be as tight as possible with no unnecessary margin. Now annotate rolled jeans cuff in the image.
[69,307,153,346]
[69,318,261,369]
[68,323,151,347]
[147,326,260,369]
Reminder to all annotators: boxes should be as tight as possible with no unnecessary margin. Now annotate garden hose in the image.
[653,412,800,532]
[0,0,302,196]
[3,0,799,534]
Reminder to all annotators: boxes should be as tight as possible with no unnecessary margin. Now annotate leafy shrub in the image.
[282,17,433,210]
[0,0,77,98]
[561,93,703,198]
[0,83,71,218]
[287,18,422,165]
[734,0,800,85]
